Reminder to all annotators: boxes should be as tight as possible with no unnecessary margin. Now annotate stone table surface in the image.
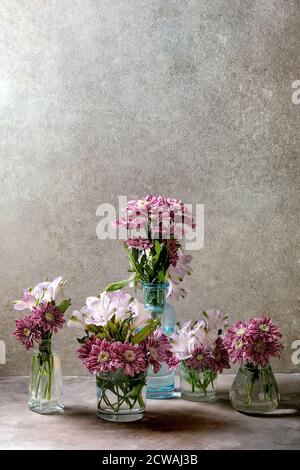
[0,375,299,450]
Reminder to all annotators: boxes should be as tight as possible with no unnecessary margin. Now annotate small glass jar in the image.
[96,369,147,422]
[28,340,63,414]
[230,363,280,414]
[180,363,217,402]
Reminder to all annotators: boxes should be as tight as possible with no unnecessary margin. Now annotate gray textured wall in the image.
[0,0,299,375]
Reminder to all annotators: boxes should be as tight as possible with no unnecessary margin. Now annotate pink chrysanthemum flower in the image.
[13,316,41,350]
[115,342,148,377]
[166,239,180,266]
[211,337,230,373]
[244,336,283,368]
[85,338,117,374]
[186,345,212,370]
[146,329,173,373]
[125,238,153,250]
[166,352,180,370]
[246,317,282,342]
[224,321,248,363]
[77,335,96,362]
[32,302,65,333]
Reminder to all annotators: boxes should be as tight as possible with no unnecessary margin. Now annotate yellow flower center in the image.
[149,347,158,360]
[23,328,31,337]
[259,324,269,332]
[237,327,246,336]
[235,339,244,349]
[124,350,136,363]
[45,312,54,322]
[254,341,266,352]
[196,354,204,362]
[98,351,110,363]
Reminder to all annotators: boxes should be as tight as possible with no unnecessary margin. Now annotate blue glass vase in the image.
[141,282,176,399]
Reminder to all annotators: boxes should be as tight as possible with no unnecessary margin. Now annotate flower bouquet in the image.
[13,277,71,414]
[224,317,283,413]
[110,194,194,300]
[171,310,230,401]
[69,290,176,422]
[108,194,195,397]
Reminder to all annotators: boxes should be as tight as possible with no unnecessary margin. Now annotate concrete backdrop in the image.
[0,0,299,375]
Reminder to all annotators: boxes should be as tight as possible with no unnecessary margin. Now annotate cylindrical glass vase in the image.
[28,340,63,414]
[180,362,217,402]
[96,369,147,422]
[141,282,176,399]
[230,363,280,414]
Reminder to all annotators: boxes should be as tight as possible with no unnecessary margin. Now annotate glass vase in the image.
[28,340,63,414]
[96,369,147,422]
[180,362,217,402]
[141,282,176,399]
[230,363,280,414]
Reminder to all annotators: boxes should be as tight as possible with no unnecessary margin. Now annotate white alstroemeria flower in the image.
[67,310,87,329]
[13,277,65,311]
[187,320,208,353]
[33,276,65,303]
[130,298,152,329]
[84,293,116,326]
[202,309,228,334]
[171,328,191,359]
[109,292,133,322]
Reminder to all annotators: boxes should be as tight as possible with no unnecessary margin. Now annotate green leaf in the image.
[132,319,160,344]
[104,278,132,292]
[58,299,71,314]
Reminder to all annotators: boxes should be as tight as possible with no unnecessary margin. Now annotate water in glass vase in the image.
[28,340,63,414]
[141,282,175,399]
[96,369,147,422]
[230,363,280,414]
[180,363,217,402]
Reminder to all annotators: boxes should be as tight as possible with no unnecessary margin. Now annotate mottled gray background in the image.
[0,0,299,375]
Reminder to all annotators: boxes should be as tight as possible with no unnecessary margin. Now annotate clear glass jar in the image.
[28,340,63,414]
[180,362,217,402]
[96,369,147,422]
[141,282,176,399]
[230,363,280,414]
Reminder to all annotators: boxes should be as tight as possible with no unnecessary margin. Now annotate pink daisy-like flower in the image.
[247,317,282,342]
[166,352,180,370]
[186,345,212,370]
[224,321,248,363]
[115,342,148,377]
[125,238,153,250]
[146,329,173,373]
[166,239,180,266]
[211,337,230,373]
[77,335,96,362]
[244,336,283,368]
[85,338,117,374]
[13,315,41,350]
[32,302,65,333]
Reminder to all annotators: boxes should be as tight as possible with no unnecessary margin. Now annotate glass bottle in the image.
[28,339,63,414]
[141,282,176,398]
